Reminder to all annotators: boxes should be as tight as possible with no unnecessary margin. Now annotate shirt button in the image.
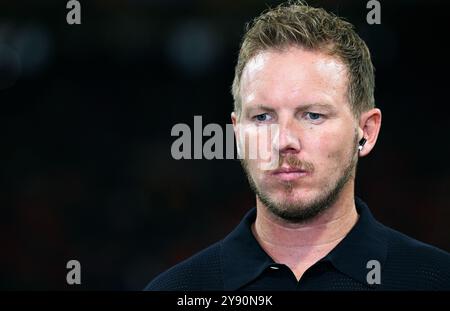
[270,266,280,270]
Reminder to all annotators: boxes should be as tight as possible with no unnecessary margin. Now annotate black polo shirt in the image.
[145,197,450,290]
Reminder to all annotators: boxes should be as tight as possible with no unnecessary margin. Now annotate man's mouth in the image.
[270,167,310,181]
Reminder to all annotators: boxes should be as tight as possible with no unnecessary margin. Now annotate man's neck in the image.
[252,186,359,281]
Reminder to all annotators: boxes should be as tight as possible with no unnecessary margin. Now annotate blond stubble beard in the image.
[241,133,359,223]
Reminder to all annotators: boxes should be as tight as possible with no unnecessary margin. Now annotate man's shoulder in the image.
[381,223,450,288]
[384,223,450,262]
[144,241,224,291]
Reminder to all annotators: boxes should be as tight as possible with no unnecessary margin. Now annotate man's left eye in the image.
[305,112,323,120]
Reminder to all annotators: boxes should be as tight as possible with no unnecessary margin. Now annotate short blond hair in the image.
[232,1,375,118]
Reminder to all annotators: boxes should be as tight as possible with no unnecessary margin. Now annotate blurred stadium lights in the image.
[0,22,52,89]
[166,20,221,76]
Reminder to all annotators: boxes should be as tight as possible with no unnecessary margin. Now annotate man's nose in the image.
[276,120,301,155]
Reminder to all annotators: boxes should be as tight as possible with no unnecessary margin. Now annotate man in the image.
[146,2,450,290]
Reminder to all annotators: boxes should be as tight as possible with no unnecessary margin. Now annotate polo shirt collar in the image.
[220,197,388,290]
[221,207,274,290]
[323,197,388,285]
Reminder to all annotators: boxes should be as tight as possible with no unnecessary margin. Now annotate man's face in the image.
[234,46,360,223]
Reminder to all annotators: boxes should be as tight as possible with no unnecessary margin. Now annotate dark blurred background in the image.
[0,0,449,290]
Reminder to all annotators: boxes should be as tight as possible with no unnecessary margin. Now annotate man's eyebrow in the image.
[244,104,276,112]
[244,103,337,113]
[295,103,337,112]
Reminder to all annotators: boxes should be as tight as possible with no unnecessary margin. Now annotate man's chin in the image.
[260,189,315,208]
[258,196,323,223]
[265,184,314,197]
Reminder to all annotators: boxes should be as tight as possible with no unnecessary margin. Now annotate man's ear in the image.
[231,111,237,127]
[358,108,382,157]
[231,111,243,159]
[231,111,239,143]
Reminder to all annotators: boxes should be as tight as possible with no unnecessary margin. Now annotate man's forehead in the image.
[242,47,348,81]
[240,48,349,109]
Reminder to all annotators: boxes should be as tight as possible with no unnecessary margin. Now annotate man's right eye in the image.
[253,113,272,122]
